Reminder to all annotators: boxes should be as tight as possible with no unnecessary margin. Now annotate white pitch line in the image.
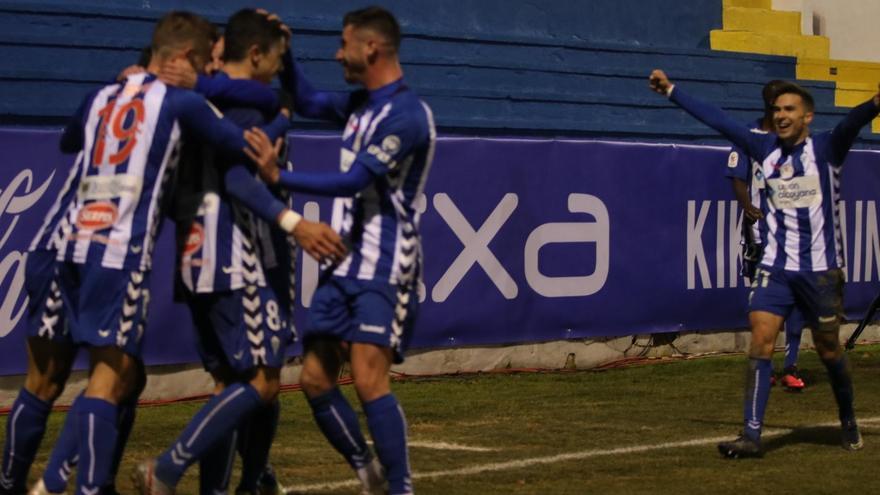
[283,415,880,494]
[407,440,497,452]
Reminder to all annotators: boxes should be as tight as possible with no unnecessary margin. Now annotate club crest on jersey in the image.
[184,223,205,256]
[727,151,739,168]
[779,162,795,180]
[382,135,401,154]
[76,202,118,231]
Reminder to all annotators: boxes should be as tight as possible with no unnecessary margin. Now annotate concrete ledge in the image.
[2,323,878,408]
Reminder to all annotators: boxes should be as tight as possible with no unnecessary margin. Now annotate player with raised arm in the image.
[649,69,879,458]
[46,11,294,494]
[727,80,807,392]
[244,7,436,495]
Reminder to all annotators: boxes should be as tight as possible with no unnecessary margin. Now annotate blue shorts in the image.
[56,261,150,357]
[186,284,293,375]
[25,251,71,344]
[749,267,844,330]
[307,276,418,363]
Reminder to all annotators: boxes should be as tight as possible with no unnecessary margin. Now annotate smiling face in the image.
[772,92,813,145]
[335,24,373,84]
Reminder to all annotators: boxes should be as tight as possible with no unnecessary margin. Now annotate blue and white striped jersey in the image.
[55,73,288,271]
[28,152,83,254]
[725,119,767,245]
[291,77,436,285]
[672,88,879,272]
[178,105,278,293]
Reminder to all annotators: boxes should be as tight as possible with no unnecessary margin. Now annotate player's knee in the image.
[747,333,776,359]
[252,381,280,403]
[250,367,281,403]
[352,372,390,403]
[24,359,73,403]
[24,374,65,403]
[815,315,840,336]
[299,363,334,398]
[812,327,842,361]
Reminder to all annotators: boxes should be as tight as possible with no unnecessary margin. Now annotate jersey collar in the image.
[368,78,406,103]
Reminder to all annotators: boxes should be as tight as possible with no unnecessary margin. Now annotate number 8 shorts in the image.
[185,284,294,374]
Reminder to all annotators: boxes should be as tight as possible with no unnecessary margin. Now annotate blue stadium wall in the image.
[2,1,880,373]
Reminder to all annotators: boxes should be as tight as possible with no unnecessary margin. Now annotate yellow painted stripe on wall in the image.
[710,30,830,59]
[723,7,801,35]
[723,0,771,9]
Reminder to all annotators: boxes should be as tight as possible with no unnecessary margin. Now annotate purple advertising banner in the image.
[2,129,880,375]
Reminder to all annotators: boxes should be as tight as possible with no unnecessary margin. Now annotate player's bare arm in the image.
[732,178,763,224]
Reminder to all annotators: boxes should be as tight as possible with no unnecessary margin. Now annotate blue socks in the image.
[823,355,856,425]
[742,358,772,443]
[365,394,411,495]
[41,393,139,493]
[42,396,82,493]
[75,397,118,494]
[307,388,372,471]
[109,397,138,488]
[0,388,51,493]
[154,383,262,487]
[236,400,280,492]
[198,431,237,495]
[783,315,804,370]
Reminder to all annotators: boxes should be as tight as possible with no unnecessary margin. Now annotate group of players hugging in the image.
[3,6,431,495]
[1,4,878,495]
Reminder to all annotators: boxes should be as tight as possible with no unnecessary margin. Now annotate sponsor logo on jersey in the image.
[184,223,204,256]
[76,202,118,231]
[367,144,393,165]
[367,135,402,167]
[767,175,821,209]
[78,174,142,201]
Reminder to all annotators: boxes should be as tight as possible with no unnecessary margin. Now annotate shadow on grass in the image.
[762,425,843,452]
[685,417,875,450]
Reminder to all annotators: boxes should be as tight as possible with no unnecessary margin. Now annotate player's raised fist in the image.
[649,70,672,95]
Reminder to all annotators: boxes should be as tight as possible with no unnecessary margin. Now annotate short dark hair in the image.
[772,82,815,112]
[761,80,788,109]
[343,6,401,52]
[151,11,217,63]
[222,9,287,63]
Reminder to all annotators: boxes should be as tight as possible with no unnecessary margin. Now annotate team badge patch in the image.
[382,135,401,155]
[727,151,739,168]
[780,162,795,180]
